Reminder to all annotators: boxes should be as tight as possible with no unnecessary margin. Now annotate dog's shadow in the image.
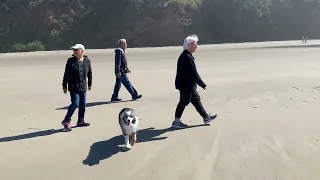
[82,124,208,166]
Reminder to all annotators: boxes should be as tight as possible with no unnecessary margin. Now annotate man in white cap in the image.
[172,35,217,129]
[61,43,92,131]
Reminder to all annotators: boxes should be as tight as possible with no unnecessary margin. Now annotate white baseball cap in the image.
[70,44,85,51]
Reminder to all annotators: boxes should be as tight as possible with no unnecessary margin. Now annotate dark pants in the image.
[64,91,86,123]
[112,73,138,98]
[175,89,208,119]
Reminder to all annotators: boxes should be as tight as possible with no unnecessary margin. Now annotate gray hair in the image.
[183,34,198,50]
[118,38,127,45]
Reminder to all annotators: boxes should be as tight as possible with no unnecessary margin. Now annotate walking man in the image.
[111,39,142,101]
[172,35,217,129]
[61,44,92,131]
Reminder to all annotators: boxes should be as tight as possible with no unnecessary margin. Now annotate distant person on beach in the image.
[110,39,142,102]
[302,36,308,44]
[172,35,217,129]
[61,44,92,131]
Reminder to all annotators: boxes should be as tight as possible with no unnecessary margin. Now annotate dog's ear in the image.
[119,113,125,120]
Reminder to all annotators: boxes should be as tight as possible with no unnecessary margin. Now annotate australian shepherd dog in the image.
[118,108,140,149]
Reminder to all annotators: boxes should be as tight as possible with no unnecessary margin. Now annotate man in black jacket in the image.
[61,44,92,131]
[111,39,142,101]
[172,35,217,129]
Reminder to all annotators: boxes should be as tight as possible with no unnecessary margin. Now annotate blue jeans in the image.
[64,91,86,123]
[112,73,138,98]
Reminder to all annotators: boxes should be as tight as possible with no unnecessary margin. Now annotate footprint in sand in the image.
[292,86,304,92]
[291,86,319,102]
[312,86,320,91]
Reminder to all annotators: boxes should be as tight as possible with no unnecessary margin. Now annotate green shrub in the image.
[10,43,27,52]
[26,41,45,51]
[9,41,45,52]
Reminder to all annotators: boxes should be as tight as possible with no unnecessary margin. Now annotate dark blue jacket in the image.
[114,48,128,73]
[175,50,206,91]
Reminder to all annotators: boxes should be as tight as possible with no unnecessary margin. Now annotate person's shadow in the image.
[82,124,209,166]
[55,100,134,110]
[0,125,89,143]
[0,128,65,142]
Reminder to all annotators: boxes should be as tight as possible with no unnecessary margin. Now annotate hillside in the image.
[0,0,319,52]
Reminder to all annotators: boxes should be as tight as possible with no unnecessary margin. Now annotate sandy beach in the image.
[0,41,320,180]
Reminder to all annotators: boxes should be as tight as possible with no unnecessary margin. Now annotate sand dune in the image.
[0,41,320,180]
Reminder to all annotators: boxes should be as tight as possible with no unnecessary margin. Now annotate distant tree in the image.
[1,0,320,52]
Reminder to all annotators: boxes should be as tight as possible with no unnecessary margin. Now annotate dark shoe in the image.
[76,121,90,127]
[132,94,142,100]
[203,113,217,124]
[171,121,188,129]
[61,120,72,131]
[111,97,122,102]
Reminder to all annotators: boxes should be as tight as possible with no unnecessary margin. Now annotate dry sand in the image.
[0,40,320,180]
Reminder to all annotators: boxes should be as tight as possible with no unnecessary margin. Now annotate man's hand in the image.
[202,84,207,90]
[116,72,121,78]
[63,88,67,94]
[127,69,131,73]
[88,86,92,91]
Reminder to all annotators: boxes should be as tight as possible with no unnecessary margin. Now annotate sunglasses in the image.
[73,49,79,51]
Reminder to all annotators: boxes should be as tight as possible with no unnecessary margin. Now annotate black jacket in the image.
[62,55,92,92]
[114,48,129,73]
[175,50,206,91]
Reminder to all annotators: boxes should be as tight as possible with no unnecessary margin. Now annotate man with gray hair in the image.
[172,34,217,129]
[111,38,142,101]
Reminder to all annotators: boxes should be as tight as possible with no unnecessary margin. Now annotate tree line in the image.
[0,0,319,53]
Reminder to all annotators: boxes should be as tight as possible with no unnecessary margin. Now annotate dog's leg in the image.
[131,133,137,146]
[124,135,131,149]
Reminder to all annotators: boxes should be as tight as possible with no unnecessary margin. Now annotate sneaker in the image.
[76,121,90,127]
[171,121,188,129]
[61,120,72,131]
[111,97,122,102]
[132,94,142,100]
[204,113,217,124]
